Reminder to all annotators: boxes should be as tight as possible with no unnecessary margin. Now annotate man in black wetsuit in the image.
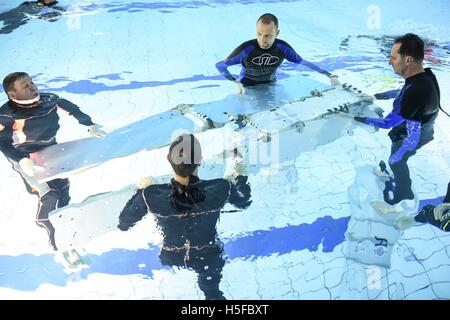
[0,0,64,35]
[353,34,441,213]
[216,13,339,92]
[118,134,252,300]
[0,72,106,250]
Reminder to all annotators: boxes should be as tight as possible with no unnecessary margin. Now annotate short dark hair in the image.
[168,134,202,177]
[257,13,278,28]
[38,0,56,5]
[3,72,29,94]
[394,33,424,63]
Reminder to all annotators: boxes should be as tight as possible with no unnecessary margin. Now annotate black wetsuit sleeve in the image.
[118,189,148,231]
[374,89,400,100]
[228,175,252,209]
[0,116,28,161]
[56,98,95,126]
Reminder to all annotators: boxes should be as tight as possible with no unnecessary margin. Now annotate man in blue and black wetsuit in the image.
[215,13,339,91]
[0,0,63,35]
[118,134,252,300]
[0,72,106,250]
[353,34,441,212]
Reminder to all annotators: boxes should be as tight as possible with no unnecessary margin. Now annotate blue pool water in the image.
[0,0,449,299]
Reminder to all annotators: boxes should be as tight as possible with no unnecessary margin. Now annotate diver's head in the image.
[256,13,279,50]
[389,33,424,78]
[3,72,40,104]
[38,0,57,6]
[168,134,202,181]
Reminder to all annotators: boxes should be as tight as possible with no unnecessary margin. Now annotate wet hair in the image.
[168,134,202,177]
[2,72,29,94]
[257,13,278,28]
[38,0,56,5]
[394,33,424,63]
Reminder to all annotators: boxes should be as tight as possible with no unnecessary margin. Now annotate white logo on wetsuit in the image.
[252,54,279,66]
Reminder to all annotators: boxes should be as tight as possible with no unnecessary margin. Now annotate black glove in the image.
[229,175,252,209]
[354,116,366,123]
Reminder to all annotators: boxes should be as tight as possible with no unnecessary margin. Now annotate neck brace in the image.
[10,95,40,106]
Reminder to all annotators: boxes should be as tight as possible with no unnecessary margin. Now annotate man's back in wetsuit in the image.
[118,134,251,299]
[118,175,251,300]
[118,175,252,237]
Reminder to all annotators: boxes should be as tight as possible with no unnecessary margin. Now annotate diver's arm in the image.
[388,119,421,165]
[354,111,405,129]
[56,98,95,126]
[374,89,400,100]
[0,117,28,161]
[216,42,255,81]
[118,189,148,231]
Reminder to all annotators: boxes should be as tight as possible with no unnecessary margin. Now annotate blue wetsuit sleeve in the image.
[118,189,148,231]
[389,120,421,165]
[301,60,332,77]
[275,42,303,64]
[215,61,237,81]
[374,89,400,100]
[0,116,28,161]
[216,42,255,81]
[277,40,333,76]
[362,111,405,129]
[56,98,95,126]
